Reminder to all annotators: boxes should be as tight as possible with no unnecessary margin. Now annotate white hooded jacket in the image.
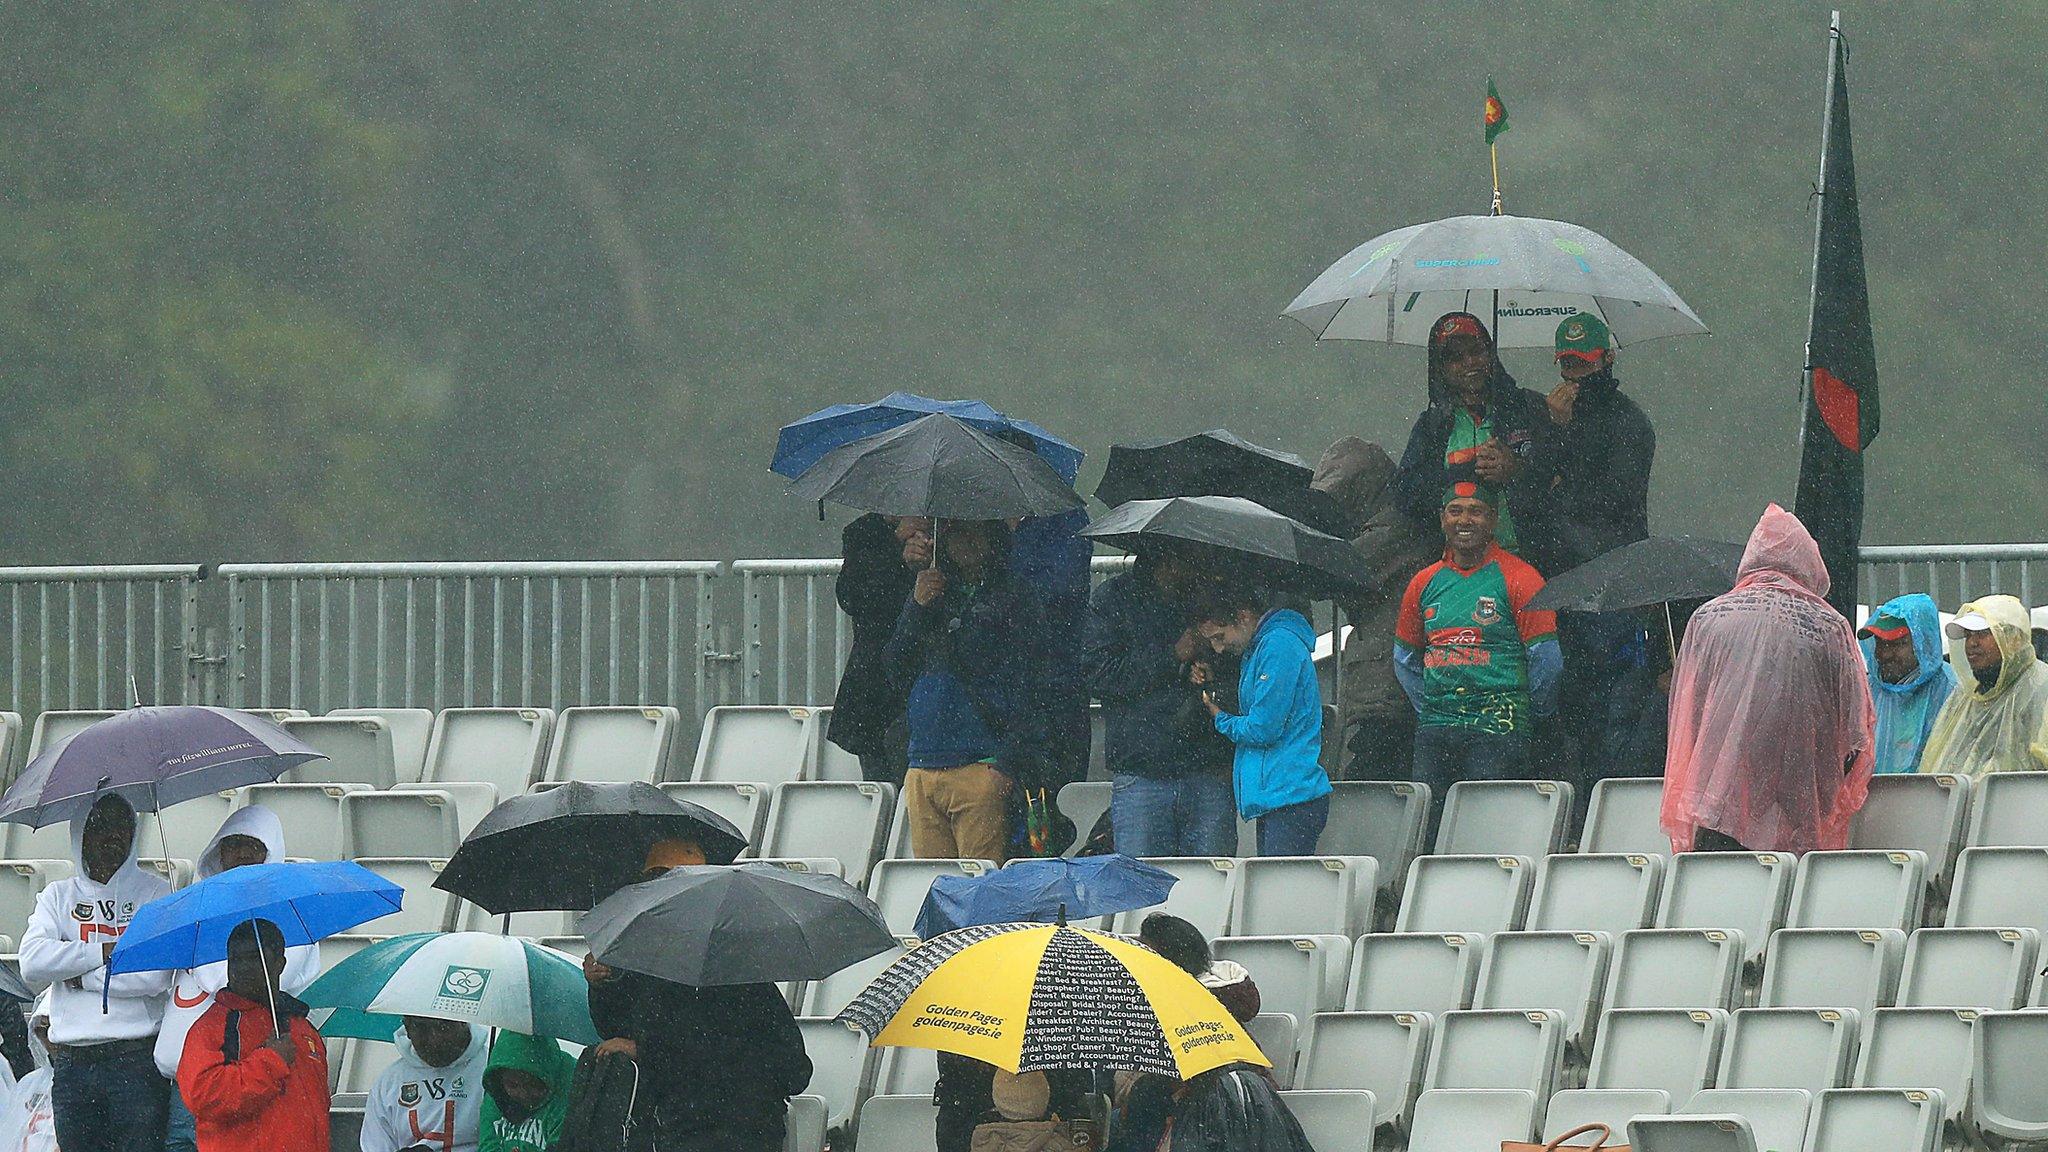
[150,805,323,1077]
[18,796,174,1045]
[362,1024,489,1152]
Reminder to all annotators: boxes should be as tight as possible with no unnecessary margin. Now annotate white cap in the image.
[1944,612,1992,638]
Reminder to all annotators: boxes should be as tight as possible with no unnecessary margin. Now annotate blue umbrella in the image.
[913,854,1179,940]
[773,391,1083,484]
[107,860,402,979]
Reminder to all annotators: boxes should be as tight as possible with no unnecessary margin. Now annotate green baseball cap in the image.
[1554,312,1612,362]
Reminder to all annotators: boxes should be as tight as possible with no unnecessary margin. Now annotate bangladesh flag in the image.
[1485,78,1509,145]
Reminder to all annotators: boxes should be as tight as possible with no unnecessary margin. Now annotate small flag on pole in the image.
[1484,78,1510,145]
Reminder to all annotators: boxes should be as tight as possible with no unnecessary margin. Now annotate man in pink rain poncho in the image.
[1662,504,1875,853]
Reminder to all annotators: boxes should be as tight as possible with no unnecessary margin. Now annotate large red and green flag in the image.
[1484,78,1510,145]
[1794,14,1878,622]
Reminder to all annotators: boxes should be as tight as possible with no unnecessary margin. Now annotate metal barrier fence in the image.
[217,562,729,718]
[0,566,206,713]
[1858,545,2048,613]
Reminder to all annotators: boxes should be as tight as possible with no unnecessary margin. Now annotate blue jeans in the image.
[49,1041,172,1152]
[164,1084,197,1152]
[1256,795,1331,857]
[1110,772,1238,857]
[1412,724,1531,831]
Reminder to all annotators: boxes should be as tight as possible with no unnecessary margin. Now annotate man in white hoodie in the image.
[154,806,322,1152]
[362,1016,488,1152]
[19,793,175,1151]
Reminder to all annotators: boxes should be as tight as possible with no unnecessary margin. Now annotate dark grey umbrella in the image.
[0,707,323,830]
[1524,536,1744,613]
[1081,495,1372,596]
[790,413,1083,521]
[1094,430,1330,527]
[582,861,895,987]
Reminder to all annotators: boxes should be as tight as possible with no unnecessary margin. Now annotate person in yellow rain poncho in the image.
[1918,595,2048,777]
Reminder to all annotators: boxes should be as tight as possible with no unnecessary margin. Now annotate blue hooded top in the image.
[1860,593,1957,775]
[1213,609,1333,820]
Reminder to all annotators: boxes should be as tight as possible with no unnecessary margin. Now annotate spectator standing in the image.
[1917,595,2048,777]
[826,513,917,785]
[1858,593,1957,775]
[1082,548,1236,857]
[175,918,329,1152]
[361,1016,488,1152]
[1193,589,1333,855]
[1394,482,1561,820]
[885,519,1050,863]
[18,792,174,1152]
[1662,505,1874,853]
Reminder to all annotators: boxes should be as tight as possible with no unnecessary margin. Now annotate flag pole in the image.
[1490,143,1504,216]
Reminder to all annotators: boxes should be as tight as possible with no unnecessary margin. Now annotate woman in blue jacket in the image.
[1192,588,1333,855]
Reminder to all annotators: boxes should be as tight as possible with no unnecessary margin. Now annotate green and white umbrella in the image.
[302,932,598,1046]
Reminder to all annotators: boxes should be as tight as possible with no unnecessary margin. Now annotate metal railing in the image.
[217,562,729,717]
[0,566,206,713]
[1858,545,2048,613]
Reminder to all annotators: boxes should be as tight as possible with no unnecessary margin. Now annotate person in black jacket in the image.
[1390,312,1556,560]
[1542,313,1661,790]
[826,513,918,785]
[1081,548,1235,857]
[581,959,811,1152]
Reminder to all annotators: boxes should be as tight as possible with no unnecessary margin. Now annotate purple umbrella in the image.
[0,707,324,829]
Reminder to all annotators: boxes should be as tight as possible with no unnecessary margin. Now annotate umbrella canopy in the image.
[582,862,895,987]
[1525,536,1744,613]
[434,780,747,914]
[107,860,401,977]
[1096,430,1312,508]
[791,414,1084,522]
[1284,214,1708,347]
[773,391,1083,484]
[1081,495,1372,595]
[838,921,1267,1078]
[304,932,598,1046]
[0,707,324,829]
[913,855,1178,941]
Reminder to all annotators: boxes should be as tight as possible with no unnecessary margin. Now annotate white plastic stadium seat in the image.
[0,861,73,943]
[1658,852,1794,968]
[1213,936,1351,1024]
[1717,1008,1858,1094]
[336,1037,401,1096]
[1395,855,1533,935]
[692,706,812,786]
[543,706,678,784]
[1111,858,1239,940]
[1680,1089,1813,1152]
[0,816,69,860]
[1528,853,1664,935]
[1848,773,1969,895]
[1785,850,1924,932]
[1896,926,2037,1010]
[1346,932,1485,1015]
[799,708,864,783]
[1232,856,1378,938]
[799,941,906,1018]
[326,708,436,784]
[1436,780,1573,858]
[783,1094,829,1152]
[135,857,193,889]
[1969,1010,2048,1143]
[873,1044,939,1098]
[1408,1089,1540,1152]
[1603,930,1744,1013]
[238,782,370,862]
[1318,781,1430,900]
[849,1094,935,1152]
[340,789,462,859]
[1424,1009,1566,1111]
[1852,1008,1976,1129]
[758,782,895,888]
[1758,929,1904,1017]
[866,859,994,936]
[1805,1088,1944,1152]
[656,781,770,847]
[1581,778,1670,857]
[25,710,119,763]
[1297,1011,1432,1129]
[350,858,457,935]
[279,717,399,789]
[1964,771,2048,848]
[1476,929,1613,1062]
[389,781,497,839]
[1543,1089,1674,1144]
[1053,782,1109,858]
[0,711,20,775]
[1587,1009,1727,1104]
[1277,1090,1378,1152]
[150,790,241,861]
[1245,1012,1298,1088]
[422,708,553,797]
[1945,847,2048,934]
[793,1018,874,1132]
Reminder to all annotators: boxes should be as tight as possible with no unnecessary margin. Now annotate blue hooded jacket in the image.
[1213,609,1333,820]
[1861,593,1957,775]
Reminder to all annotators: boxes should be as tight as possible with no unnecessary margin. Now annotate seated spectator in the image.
[1663,505,1873,853]
[176,918,329,1152]
[1137,914,1260,1024]
[1858,594,1956,775]
[1192,589,1333,856]
[1918,595,2048,777]
[362,1016,488,1152]
[480,1031,576,1152]
[1082,546,1236,857]
[885,518,1050,864]
[1394,481,1560,824]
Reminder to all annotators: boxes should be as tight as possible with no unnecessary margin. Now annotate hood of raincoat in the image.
[196,804,287,880]
[1917,595,2048,777]
[1860,594,1956,776]
[1862,594,1949,695]
[481,1030,576,1146]
[68,792,145,884]
[1732,504,1832,604]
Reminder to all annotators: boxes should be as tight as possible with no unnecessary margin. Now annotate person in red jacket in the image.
[176,918,331,1152]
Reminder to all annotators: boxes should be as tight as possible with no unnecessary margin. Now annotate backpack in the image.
[558,1048,640,1152]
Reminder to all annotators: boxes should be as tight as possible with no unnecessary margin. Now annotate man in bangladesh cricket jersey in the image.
[1395,479,1562,820]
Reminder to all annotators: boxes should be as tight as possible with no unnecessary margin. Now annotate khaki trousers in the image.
[904,763,1010,864]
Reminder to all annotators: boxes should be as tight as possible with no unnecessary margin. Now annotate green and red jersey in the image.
[1396,543,1556,731]
[1445,408,1520,551]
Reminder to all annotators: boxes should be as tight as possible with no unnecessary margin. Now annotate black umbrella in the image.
[433,781,747,914]
[1094,430,1340,532]
[790,413,1083,521]
[581,862,895,987]
[1525,536,1744,614]
[1080,495,1372,596]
